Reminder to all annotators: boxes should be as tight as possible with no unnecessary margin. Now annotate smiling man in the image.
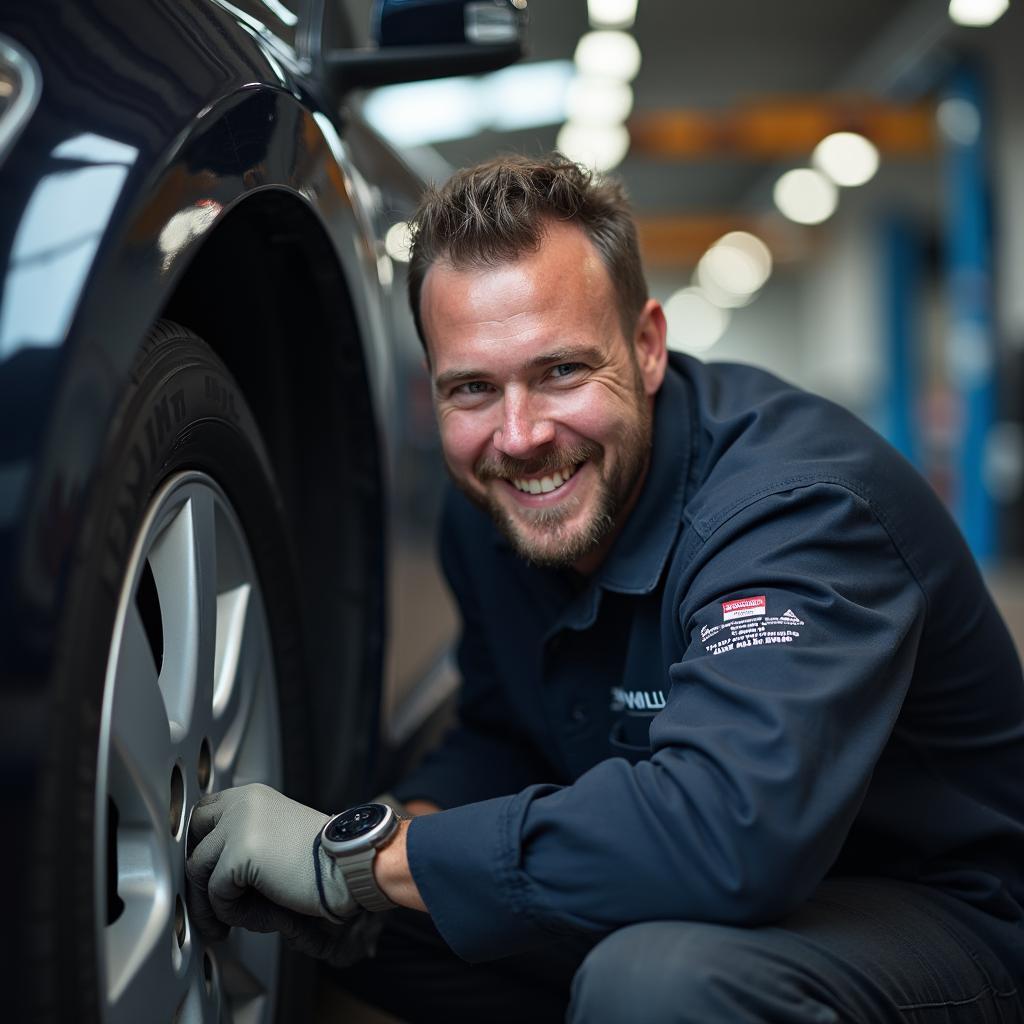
[187,155,1024,1023]
[421,213,663,574]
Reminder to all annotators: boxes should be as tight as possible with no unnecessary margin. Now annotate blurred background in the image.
[352,0,1024,573]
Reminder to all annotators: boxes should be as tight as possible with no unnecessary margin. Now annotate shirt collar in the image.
[593,362,693,595]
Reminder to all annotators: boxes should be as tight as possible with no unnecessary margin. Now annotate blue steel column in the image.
[882,217,920,466]
[942,64,997,561]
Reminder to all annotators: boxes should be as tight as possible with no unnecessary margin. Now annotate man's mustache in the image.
[475,441,601,482]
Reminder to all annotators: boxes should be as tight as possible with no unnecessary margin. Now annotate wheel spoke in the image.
[148,490,218,741]
[219,926,278,1010]
[211,593,279,789]
[212,582,252,723]
[109,606,173,827]
[169,976,214,1024]
[104,875,184,1024]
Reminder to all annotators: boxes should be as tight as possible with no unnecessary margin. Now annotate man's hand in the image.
[247,901,387,968]
[186,783,357,939]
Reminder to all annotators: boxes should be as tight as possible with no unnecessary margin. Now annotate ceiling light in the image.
[587,0,638,28]
[488,61,576,131]
[936,97,982,146]
[565,75,633,124]
[361,60,573,147]
[697,231,772,304]
[948,0,1009,26]
[693,270,754,310]
[812,132,879,187]
[773,168,838,225]
[574,31,642,82]
[557,120,630,171]
[385,221,414,263]
[664,287,730,353]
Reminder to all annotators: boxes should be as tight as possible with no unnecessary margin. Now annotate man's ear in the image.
[633,299,668,397]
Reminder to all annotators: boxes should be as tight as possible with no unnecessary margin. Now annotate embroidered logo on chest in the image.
[610,687,667,713]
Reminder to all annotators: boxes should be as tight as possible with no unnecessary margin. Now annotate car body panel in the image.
[0,0,453,720]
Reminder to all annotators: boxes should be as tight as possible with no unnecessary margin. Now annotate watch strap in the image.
[344,847,398,912]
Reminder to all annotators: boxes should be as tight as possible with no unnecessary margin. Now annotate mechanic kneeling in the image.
[187,154,1024,1023]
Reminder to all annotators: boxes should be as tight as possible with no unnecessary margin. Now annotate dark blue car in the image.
[0,1,523,1020]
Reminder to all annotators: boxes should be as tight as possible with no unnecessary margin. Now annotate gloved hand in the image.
[245,900,387,969]
[186,783,357,940]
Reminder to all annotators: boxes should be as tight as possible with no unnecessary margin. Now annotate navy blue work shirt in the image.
[394,353,1024,964]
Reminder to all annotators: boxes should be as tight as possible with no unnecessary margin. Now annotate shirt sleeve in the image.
[407,483,928,961]
[392,496,556,810]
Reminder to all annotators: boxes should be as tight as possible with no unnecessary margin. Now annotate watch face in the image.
[325,803,388,844]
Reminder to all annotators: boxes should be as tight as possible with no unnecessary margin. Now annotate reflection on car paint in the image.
[0,134,137,359]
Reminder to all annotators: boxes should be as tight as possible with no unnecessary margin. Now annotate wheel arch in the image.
[161,189,385,808]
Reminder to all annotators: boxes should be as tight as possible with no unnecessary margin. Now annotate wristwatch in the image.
[319,802,403,912]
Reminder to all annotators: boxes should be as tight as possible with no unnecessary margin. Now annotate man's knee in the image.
[568,920,773,1024]
[569,918,843,1024]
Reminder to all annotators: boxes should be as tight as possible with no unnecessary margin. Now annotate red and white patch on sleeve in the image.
[722,595,766,622]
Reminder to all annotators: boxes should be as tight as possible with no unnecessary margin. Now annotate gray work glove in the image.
[243,900,387,969]
[186,783,357,940]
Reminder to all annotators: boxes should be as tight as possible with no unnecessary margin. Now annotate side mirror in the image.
[327,0,526,93]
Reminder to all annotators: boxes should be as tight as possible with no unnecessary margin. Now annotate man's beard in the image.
[451,403,653,570]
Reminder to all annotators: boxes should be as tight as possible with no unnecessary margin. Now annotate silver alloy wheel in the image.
[94,471,284,1023]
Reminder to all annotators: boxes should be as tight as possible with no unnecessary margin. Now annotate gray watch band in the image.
[343,847,398,912]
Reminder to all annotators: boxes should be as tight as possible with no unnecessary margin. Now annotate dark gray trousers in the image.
[335,879,1024,1023]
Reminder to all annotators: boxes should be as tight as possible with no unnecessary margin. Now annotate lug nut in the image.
[174,895,186,948]
[197,738,212,792]
[169,763,184,837]
[203,951,214,995]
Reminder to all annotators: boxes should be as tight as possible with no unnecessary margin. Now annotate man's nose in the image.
[493,390,555,459]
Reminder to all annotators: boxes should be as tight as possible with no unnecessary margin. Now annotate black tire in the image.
[31,320,315,1023]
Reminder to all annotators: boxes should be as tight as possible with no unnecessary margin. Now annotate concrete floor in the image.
[313,565,1024,1023]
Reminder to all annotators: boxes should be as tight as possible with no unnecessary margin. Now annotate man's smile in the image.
[509,460,582,496]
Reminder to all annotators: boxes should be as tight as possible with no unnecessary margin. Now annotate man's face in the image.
[421,221,667,573]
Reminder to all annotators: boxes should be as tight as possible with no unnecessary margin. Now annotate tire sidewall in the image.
[36,322,312,1022]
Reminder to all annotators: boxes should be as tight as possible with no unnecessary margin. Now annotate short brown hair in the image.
[407,153,648,351]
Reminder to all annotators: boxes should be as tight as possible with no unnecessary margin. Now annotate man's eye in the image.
[455,381,491,396]
[551,363,583,379]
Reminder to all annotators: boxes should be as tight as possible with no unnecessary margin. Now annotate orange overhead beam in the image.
[628,97,937,160]
[635,215,811,270]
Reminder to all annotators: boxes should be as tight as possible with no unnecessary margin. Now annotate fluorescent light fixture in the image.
[566,75,634,124]
[588,0,638,28]
[773,168,838,225]
[361,60,574,147]
[664,287,730,353]
[490,61,576,131]
[697,232,773,306]
[557,120,630,172]
[948,0,1009,26]
[812,132,879,187]
[385,221,414,263]
[363,77,478,146]
[574,31,642,82]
